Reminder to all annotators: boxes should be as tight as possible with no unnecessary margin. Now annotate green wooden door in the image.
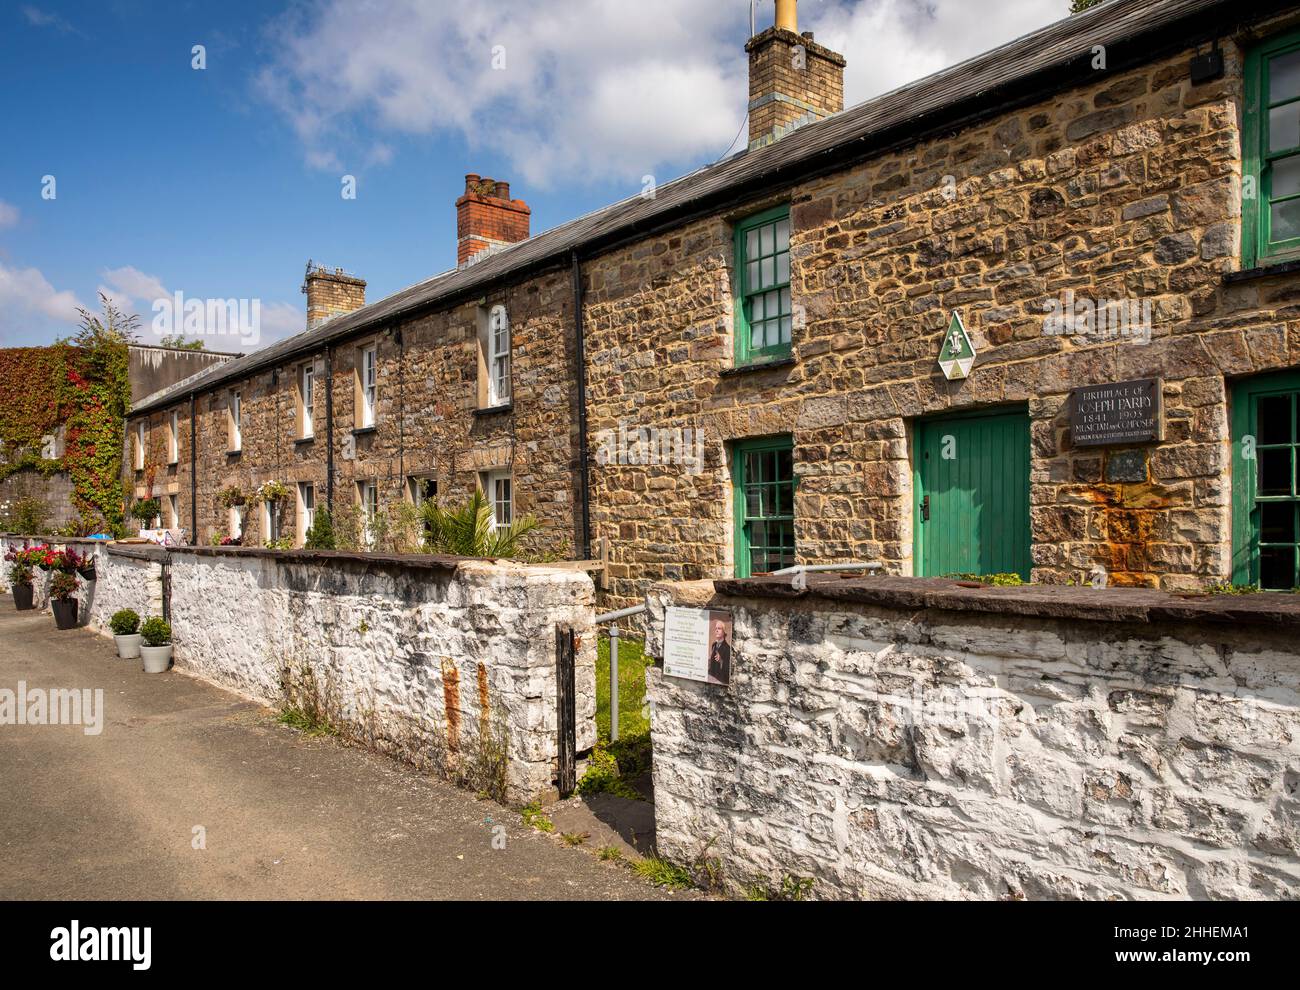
[1232,370,1300,589]
[914,409,1031,580]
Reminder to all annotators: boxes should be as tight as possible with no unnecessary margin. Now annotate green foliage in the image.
[217,486,246,509]
[63,294,134,531]
[631,856,693,890]
[303,507,336,549]
[264,537,294,551]
[110,609,141,636]
[420,490,541,558]
[277,705,338,738]
[141,616,171,647]
[1070,0,1106,11]
[597,845,623,862]
[520,802,554,833]
[158,334,205,350]
[560,832,589,847]
[947,573,1025,586]
[576,742,642,800]
[747,874,815,901]
[131,498,161,523]
[0,496,52,535]
[1204,581,1262,595]
[49,571,78,602]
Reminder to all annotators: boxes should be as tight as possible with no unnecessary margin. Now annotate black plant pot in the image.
[51,599,79,630]
[12,584,34,611]
[77,565,96,582]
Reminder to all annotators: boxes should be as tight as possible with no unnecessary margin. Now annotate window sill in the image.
[352,426,377,437]
[295,436,315,447]
[473,402,514,418]
[226,449,242,457]
[1224,258,1300,284]
[720,356,796,377]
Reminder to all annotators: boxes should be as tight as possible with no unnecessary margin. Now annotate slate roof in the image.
[132,0,1259,415]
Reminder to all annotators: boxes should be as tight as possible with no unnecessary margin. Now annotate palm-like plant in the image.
[420,491,540,559]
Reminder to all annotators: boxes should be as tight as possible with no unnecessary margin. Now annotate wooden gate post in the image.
[555,625,577,798]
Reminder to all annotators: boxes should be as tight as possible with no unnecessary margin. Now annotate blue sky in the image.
[0,0,1067,351]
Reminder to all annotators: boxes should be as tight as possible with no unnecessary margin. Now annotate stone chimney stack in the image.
[456,174,531,267]
[302,263,366,330]
[747,0,846,150]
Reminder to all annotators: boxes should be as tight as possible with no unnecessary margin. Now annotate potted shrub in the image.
[49,571,80,630]
[110,609,143,659]
[140,616,173,673]
[5,548,35,611]
[33,544,55,571]
[132,499,162,529]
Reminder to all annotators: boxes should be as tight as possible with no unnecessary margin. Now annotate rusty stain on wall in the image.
[442,656,461,753]
[477,661,490,742]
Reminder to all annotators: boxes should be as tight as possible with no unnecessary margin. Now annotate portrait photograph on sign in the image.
[663,607,734,686]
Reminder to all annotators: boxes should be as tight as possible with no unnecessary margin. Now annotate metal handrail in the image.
[772,561,883,591]
[594,604,646,742]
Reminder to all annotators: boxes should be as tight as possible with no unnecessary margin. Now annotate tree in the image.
[159,334,206,351]
[304,507,336,550]
[1070,0,1105,11]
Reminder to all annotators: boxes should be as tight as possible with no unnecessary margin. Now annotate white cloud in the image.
[21,5,81,36]
[98,266,304,351]
[0,262,85,325]
[0,201,19,229]
[256,0,1068,188]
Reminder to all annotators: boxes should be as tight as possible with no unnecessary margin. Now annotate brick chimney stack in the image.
[747,0,846,150]
[456,174,531,267]
[302,263,366,330]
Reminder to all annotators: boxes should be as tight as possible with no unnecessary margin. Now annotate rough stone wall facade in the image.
[583,35,1294,607]
[82,544,596,802]
[128,19,1300,607]
[644,579,1300,900]
[129,269,580,557]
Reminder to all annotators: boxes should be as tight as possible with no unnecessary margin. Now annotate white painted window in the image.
[360,346,377,428]
[488,305,511,406]
[263,500,280,543]
[298,482,315,544]
[483,470,512,531]
[230,392,242,451]
[168,410,179,464]
[358,480,379,547]
[168,494,179,529]
[229,505,245,540]
[135,422,145,470]
[300,364,314,438]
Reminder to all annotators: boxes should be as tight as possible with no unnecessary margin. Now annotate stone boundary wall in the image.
[2,535,595,803]
[645,575,1300,900]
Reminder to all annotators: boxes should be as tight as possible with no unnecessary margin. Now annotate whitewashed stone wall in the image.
[83,545,595,803]
[84,544,164,630]
[645,581,1300,901]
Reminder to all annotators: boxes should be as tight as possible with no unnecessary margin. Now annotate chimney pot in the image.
[747,1,845,149]
[302,264,366,331]
[456,176,531,267]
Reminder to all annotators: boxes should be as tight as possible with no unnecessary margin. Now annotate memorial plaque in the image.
[1070,378,1163,447]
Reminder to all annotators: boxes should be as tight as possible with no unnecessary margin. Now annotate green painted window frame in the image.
[1231,369,1300,589]
[733,205,793,366]
[732,435,796,578]
[1243,28,1300,268]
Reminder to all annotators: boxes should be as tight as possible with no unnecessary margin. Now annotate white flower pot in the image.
[114,634,143,659]
[140,644,173,674]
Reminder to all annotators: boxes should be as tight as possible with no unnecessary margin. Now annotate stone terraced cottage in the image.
[127,0,1300,608]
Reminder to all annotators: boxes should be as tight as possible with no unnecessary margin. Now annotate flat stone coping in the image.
[167,545,473,572]
[710,574,1300,627]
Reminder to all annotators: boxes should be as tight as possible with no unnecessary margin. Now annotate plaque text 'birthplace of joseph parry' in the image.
[1070,378,1164,448]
